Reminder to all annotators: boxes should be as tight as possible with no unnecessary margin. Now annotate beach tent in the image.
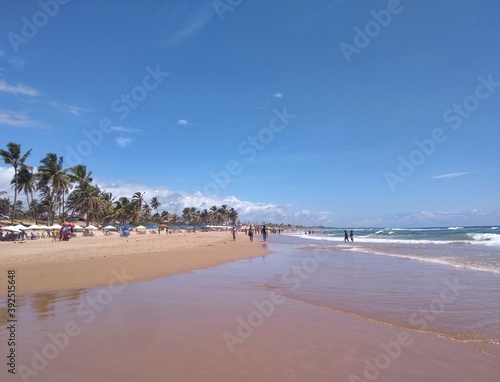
[85,225,98,230]
[104,225,117,230]
[3,226,21,232]
[136,225,146,230]
[146,224,159,229]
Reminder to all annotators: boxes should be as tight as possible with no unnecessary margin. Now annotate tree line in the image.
[0,142,239,227]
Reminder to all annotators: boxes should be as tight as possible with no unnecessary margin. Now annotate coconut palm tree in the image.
[131,192,145,223]
[150,196,161,215]
[15,165,37,221]
[218,204,229,225]
[113,197,135,224]
[200,209,209,225]
[228,207,239,225]
[68,165,93,216]
[67,183,102,225]
[0,142,32,223]
[37,153,71,224]
[160,210,170,224]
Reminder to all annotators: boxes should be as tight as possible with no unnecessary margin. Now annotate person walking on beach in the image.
[248,225,254,242]
[262,225,268,242]
[344,230,349,242]
[350,230,354,242]
[231,226,237,241]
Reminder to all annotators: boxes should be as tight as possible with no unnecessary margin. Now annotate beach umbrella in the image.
[73,225,84,231]
[61,222,75,227]
[50,224,62,229]
[14,224,27,230]
[38,225,49,230]
[136,225,146,230]
[85,225,98,230]
[104,225,117,230]
[27,224,40,230]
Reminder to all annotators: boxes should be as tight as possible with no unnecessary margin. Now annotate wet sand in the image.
[2,245,499,382]
[0,231,268,297]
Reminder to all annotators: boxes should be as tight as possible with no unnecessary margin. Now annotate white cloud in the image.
[432,172,473,179]
[110,126,143,133]
[272,92,283,98]
[0,80,40,96]
[49,101,92,116]
[164,4,215,47]
[115,137,133,148]
[9,58,25,69]
[94,179,330,225]
[0,167,14,198]
[0,109,43,128]
[177,119,190,126]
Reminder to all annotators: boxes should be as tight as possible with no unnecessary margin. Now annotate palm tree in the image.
[142,203,152,219]
[160,210,170,224]
[218,204,229,225]
[113,197,135,224]
[0,142,32,223]
[228,207,239,225]
[200,209,209,224]
[37,153,71,224]
[15,165,37,221]
[69,165,93,217]
[67,183,102,225]
[150,197,161,215]
[131,192,145,223]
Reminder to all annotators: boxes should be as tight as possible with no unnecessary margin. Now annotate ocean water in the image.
[267,226,500,360]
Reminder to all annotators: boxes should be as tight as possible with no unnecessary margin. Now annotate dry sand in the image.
[0,231,268,297]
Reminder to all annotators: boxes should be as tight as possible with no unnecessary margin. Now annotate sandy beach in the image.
[0,231,269,297]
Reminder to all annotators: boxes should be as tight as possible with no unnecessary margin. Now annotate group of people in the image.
[231,225,277,242]
[245,225,268,242]
[344,230,354,242]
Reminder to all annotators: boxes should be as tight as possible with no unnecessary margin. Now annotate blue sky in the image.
[1,0,499,227]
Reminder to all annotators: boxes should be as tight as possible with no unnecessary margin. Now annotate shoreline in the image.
[0,231,269,297]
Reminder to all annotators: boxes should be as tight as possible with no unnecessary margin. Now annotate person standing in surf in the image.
[344,230,349,242]
[262,225,268,242]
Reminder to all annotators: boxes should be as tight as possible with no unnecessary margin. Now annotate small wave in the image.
[353,248,500,275]
[492,227,499,230]
[469,233,500,247]
[448,226,464,230]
